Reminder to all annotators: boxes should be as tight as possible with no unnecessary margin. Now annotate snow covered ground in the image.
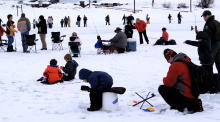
[1,0,220,122]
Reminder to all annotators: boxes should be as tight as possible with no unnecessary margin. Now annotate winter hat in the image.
[164,49,177,61]
[130,14,132,16]
[201,10,212,17]
[114,27,122,33]
[162,27,167,31]
[7,14,12,20]
[79,68,92,80]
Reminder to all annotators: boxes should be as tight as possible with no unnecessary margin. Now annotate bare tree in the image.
[197,0,214,8]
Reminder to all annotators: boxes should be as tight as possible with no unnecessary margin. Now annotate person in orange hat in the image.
[105,14,110,25]
[127,14,134,25]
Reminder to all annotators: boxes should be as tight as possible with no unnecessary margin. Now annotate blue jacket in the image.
[79,68,113,90]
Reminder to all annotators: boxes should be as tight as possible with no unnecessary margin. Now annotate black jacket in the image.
[203,15,220,44]
[36,16,47,34]
[127,16,134,23]
[77,16,81,21]
[62,60,79,80]
[83,16,87,22]
[185,31,214,65]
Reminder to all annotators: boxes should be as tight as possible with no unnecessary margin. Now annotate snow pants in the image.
[89,89,102,109]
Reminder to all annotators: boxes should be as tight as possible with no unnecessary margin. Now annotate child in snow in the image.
[60,54,79,81]
[60,19,64,28]
[184,31,217,93]
[69,32,82,57]
[33,19,36,29]
[94,35,102,54]
[79,68,113,111]
[40,59,64,84]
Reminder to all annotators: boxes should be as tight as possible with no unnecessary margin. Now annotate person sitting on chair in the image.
[69,32,82,57]
[108,27,127,53]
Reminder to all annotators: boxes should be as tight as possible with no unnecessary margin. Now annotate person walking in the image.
[36,15,47,50]
[199,10,220,73]
[135,18,149,44]
[17,13,31,53]
[83,15,87,27]
[6,14,17,52]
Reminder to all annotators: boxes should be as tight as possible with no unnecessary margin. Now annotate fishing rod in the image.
[91,16,99,35]
[194,7,197,30]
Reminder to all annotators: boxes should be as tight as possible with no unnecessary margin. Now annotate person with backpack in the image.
[198,10,220,73]
[158,49,203,113]
[6,14,17,52]
[17,13,31,53]
[60,54,79,81]
[184,31,217,93]
[79,68,113,111]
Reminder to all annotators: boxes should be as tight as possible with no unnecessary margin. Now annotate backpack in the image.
[177,60,210,98]
[168,39,176,45]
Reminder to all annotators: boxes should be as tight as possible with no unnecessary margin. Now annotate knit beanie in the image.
[164,49,177,61]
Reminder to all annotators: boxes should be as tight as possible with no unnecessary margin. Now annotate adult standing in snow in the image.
[198,10,220,73]
[135,18,149,44]
[67,16,71,27]
[158,49,204,113]
[108,27,127,52]
[124,22,134,38]
[36,15,47,50]
[83,15,87,27]
[105,14,110,25]
[17,13,31,53]
[77,15,81,27]
[48,16,53,29]
[122,14,126,25]
[6,14,17,52]
[64,16,68,27]
[168,14,172,23]
[79,68,113,111]
[177,12,182,24]
[127,14,134,25]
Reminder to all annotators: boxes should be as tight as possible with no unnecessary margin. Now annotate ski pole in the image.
[194,7,197,30]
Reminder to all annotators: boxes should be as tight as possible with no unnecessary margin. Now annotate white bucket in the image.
[127,38,136,42]
[102,92,120,111]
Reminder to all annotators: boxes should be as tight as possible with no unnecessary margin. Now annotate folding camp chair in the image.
[25,34,38,53]
[0,39,8,52]
[51,32,66,50]
[68,42,81,57]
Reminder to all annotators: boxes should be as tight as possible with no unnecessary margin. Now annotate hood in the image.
[39,15,44,21]
[79,68,92,80]
[171,53,191,64]
[196,31,209,40]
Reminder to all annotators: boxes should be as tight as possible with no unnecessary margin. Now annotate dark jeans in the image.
[158,85,197,112]
[106,21,110,25]
[7,36,14,46]
[64,22,67,27]
[178,19,181,24]
[89,89,102,109]
[84,21,87,27]
[21,31,29,52]
[138,30,149,44]
[202,64,217,93]
[61,23,63,27]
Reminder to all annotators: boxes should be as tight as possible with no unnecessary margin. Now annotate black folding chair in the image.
[0,39,8,52]
[51,32,66,50]
[25,34,38,53]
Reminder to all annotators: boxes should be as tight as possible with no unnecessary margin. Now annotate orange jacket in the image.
[43,65,63,84]
[162,31,169,41]
[163,55,194,99]
[135,20,147,32]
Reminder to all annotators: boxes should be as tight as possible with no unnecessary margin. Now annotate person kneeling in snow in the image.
[158,49,203,113]
[79,68,113,111]
[60,54,79,81]
[39,59,64,84]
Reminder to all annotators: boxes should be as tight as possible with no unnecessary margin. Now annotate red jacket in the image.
[0,26,6,36]
[43,65,63,84]
[162,31,169,41]
[163,53,194,99]
[135,20,147,32]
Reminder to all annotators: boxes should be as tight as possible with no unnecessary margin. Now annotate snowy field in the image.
[1,0,220,122]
